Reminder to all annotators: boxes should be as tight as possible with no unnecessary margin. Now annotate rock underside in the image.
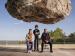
[5,0,72,24]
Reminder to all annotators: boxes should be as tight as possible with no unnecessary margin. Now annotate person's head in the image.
[44,29,48,33]
[29,29,32,34]
[35,25,38,29]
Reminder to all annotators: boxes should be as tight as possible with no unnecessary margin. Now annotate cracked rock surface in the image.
[5,0,72,24]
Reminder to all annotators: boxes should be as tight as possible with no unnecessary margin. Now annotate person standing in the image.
[33,25,40,51]
[26,29,34,53]
[41,29,53,52]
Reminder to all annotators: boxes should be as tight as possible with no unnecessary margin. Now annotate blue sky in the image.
[0,0,75,40]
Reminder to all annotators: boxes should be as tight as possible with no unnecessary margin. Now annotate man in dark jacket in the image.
[41,29,53,52]
[33,25,40,51]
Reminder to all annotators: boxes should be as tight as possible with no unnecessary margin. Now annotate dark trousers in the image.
[34,36,39,51]
[27,41,33,51]
[41,41,53,52]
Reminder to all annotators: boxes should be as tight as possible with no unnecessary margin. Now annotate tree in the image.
[68,32,75,42]
[53,28,64,40]
[49,30,54,37]
[49,28,65,43]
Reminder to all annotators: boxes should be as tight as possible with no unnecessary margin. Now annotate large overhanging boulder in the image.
[5,0,72,24]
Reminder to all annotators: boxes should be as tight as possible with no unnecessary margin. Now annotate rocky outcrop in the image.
[5,0,72,24]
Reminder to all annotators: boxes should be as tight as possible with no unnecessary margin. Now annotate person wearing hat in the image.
[33,25,40,51]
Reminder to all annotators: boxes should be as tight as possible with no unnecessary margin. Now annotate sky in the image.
[0,0,75,40]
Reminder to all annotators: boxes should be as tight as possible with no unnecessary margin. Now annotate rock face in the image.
[5,0,72,24]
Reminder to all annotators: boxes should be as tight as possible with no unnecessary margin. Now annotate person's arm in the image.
[41,33,43,40]
[25,35,27,40]
[48,33,52,41]
[38,30,40,35]
[48,33,50,39]
[35,29,40,35]
[41,33,46,43]
[34,29,40,35]
[33,30,35,35]
[25,34,28,43]
[32,34,34,42]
